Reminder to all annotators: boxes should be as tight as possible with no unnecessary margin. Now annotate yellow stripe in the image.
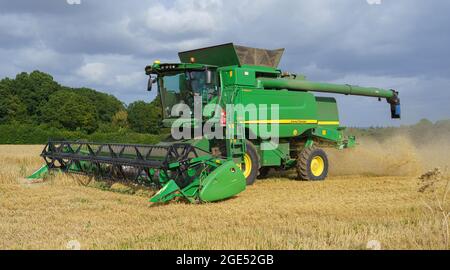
[240,119,318,124]
[238,119,340,125]
[318,121,340,125]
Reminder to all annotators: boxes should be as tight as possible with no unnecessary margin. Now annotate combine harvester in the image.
[28,43,400,203]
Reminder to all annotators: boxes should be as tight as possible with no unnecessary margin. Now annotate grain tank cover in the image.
[178,43,284,68]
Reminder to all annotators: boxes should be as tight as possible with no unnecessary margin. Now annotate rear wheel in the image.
[296,147,328,181]
[238,141,260,185]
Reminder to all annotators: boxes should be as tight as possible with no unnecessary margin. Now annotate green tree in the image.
[76,88,125,123]
[415,118,433,127]
[127,101,161,134]
[40,90,99,133]
[12,71,60,122]
[0,70,144,134]
[112,110,129,130]
[0,94,27,124]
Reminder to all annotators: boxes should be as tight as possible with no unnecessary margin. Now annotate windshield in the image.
[158,70,218,118]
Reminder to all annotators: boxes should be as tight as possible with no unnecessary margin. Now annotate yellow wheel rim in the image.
[238,154,252,178]
[310,156,325,177]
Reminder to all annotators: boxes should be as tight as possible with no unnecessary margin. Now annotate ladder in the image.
[227,122,246,163]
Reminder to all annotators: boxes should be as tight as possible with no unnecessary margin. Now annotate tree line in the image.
[0,70,162,135]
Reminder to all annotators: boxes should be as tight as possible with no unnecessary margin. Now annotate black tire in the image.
[296,147,328,181]
[242,141,260,185]
[257,167,271,179]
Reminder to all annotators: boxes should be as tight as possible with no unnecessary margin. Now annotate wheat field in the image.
[0,138,449,250]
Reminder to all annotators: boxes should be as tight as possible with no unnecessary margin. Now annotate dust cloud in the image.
[327,133,450,177]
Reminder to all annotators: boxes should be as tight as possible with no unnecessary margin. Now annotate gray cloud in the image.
[0,0,449,126]
[0,0,85,15]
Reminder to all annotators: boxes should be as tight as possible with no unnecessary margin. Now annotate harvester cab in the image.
[29,43,400,204]
[145,62,220,120]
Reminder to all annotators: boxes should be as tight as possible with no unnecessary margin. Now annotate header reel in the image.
[29,141,246,203]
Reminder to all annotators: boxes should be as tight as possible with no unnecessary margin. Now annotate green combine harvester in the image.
[29,43,401,203]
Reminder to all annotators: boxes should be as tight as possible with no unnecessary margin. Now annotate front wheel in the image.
[238,141,260,185]
[296,147,329,181]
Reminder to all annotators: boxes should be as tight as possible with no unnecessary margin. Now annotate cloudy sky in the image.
[0,0,449,126]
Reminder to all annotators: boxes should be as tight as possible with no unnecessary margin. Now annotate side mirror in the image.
[147,76,156,91]
[205,70,213,84]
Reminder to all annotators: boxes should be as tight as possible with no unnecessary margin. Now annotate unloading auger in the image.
[29,43,401,203]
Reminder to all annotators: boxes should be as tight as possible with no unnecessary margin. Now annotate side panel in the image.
[315,97,340,126]
[238,89,318,138]
[258,142,290,166]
